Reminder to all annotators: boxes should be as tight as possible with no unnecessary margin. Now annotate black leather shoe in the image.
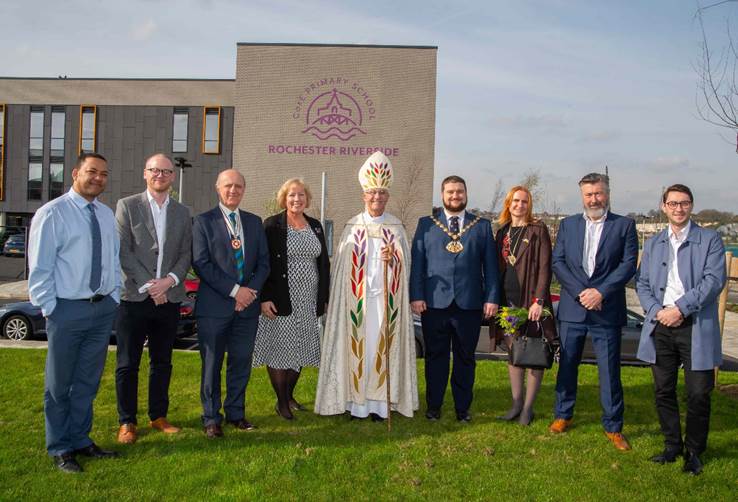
[204,423,223,438]
[74,443,119,459]
[649,448,682,464]
[456,410,472,422]
[53,453,82,473]
[289,399,306,412]
[370,413,385,422]
[425,408,441,421]
[683,451,704,475]
[227,418,257,430]
[275,404,294,420]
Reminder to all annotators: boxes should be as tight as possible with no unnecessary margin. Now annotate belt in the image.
[78,294,107,303]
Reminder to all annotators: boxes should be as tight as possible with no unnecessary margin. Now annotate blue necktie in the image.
[229,212,244,282]
[449,216,460,235]
[87,203,102,292]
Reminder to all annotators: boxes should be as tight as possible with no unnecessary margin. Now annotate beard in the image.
[583,204,608,220]
[443,199,467,212]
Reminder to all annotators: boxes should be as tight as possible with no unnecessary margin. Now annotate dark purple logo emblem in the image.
[301,88,366,141]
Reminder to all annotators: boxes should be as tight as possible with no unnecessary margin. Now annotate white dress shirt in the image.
[444,209,466,232]
[663,221,690,307]
[582,212,607,278]
[146,190,169,280]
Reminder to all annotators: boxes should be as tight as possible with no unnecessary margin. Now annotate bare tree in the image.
[518,168,543,203]
[394,155,425,228]
[695,1,738,137]
[487,178,505,217]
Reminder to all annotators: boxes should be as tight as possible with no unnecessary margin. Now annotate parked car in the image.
[185,271,200,299]
[0,227,24,249]
[0,299,197,341]
[3,234,26,257]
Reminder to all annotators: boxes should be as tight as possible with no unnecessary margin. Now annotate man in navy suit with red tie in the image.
[192,169,269,438]
[549,173,638,451]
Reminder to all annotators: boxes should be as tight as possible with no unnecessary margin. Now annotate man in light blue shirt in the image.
[28,152,122,473]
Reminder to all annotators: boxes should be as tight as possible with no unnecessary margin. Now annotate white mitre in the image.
[358,151,393,191]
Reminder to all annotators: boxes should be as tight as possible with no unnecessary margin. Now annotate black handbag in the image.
[510,321,554,369]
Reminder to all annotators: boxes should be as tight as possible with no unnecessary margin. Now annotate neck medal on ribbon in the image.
[221,208,242,250]
[430,214,481,253]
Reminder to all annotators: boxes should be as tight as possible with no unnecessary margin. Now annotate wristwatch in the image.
[532,297,544,306]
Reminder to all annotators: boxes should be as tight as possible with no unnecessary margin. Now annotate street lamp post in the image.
[174,157,192,204]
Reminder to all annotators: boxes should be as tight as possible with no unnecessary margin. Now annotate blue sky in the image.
[2,0,735,213]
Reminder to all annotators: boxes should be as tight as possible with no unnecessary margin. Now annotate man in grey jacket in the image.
[115,153,192,444]
[636,183,726,475]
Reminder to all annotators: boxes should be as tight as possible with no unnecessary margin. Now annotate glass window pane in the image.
[49,163,64,200]
[173,111,188,153]
[173,139,187,152]
[81,107,95,152]
[30,110,44,157]
[28,162,42,200]
[51,138,64,154]
[203,108,219,153]
[51,111,65,139]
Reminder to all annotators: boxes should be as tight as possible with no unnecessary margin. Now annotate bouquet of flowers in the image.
[496,306,552,337]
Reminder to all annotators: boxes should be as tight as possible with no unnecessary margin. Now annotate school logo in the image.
[293,78,376,142]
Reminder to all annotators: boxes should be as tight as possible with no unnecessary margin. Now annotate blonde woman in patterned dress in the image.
[254,179,330,420]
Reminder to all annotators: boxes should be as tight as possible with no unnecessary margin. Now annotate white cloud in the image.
[647,156,691,172]
[579,130,620,143]
[130,19,157,41]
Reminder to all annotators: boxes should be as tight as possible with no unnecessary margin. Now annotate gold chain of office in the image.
[430,214,482,253]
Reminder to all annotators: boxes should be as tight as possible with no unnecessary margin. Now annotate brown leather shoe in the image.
[150,417,181,434]
[117,423,137,444]
[203,424,223,439]
[605,432,632,451]
[548,418,572,434]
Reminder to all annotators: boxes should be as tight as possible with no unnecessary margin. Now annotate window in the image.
[51,107,65,158]
[202,106,221,154]
[173,108,188,153]
[0,104,5,201]
[79,105,96,154]
[28,162,42,200]
[29,107,44,158]
[49,162,64,200]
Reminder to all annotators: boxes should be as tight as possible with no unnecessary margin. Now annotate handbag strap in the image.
[520,320,545,340]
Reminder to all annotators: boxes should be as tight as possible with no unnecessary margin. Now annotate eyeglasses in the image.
[664,200,692,209]
[146,168,174,177]
[365,190,389,197]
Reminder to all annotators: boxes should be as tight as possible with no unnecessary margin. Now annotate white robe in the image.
[315,211,418,417]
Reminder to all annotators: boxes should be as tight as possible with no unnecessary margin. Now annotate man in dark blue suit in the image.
[410,176,499,422]
[549,173,637,451]
[192,169,269,438]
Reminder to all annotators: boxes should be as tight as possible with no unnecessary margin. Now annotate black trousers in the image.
[421,302,482,413]
[652,321,715,455]
[115,298,179,425]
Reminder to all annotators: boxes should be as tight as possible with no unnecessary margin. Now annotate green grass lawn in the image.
[1,348,736,501]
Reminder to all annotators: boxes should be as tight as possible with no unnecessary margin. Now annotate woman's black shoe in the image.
[275,404,294,420]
